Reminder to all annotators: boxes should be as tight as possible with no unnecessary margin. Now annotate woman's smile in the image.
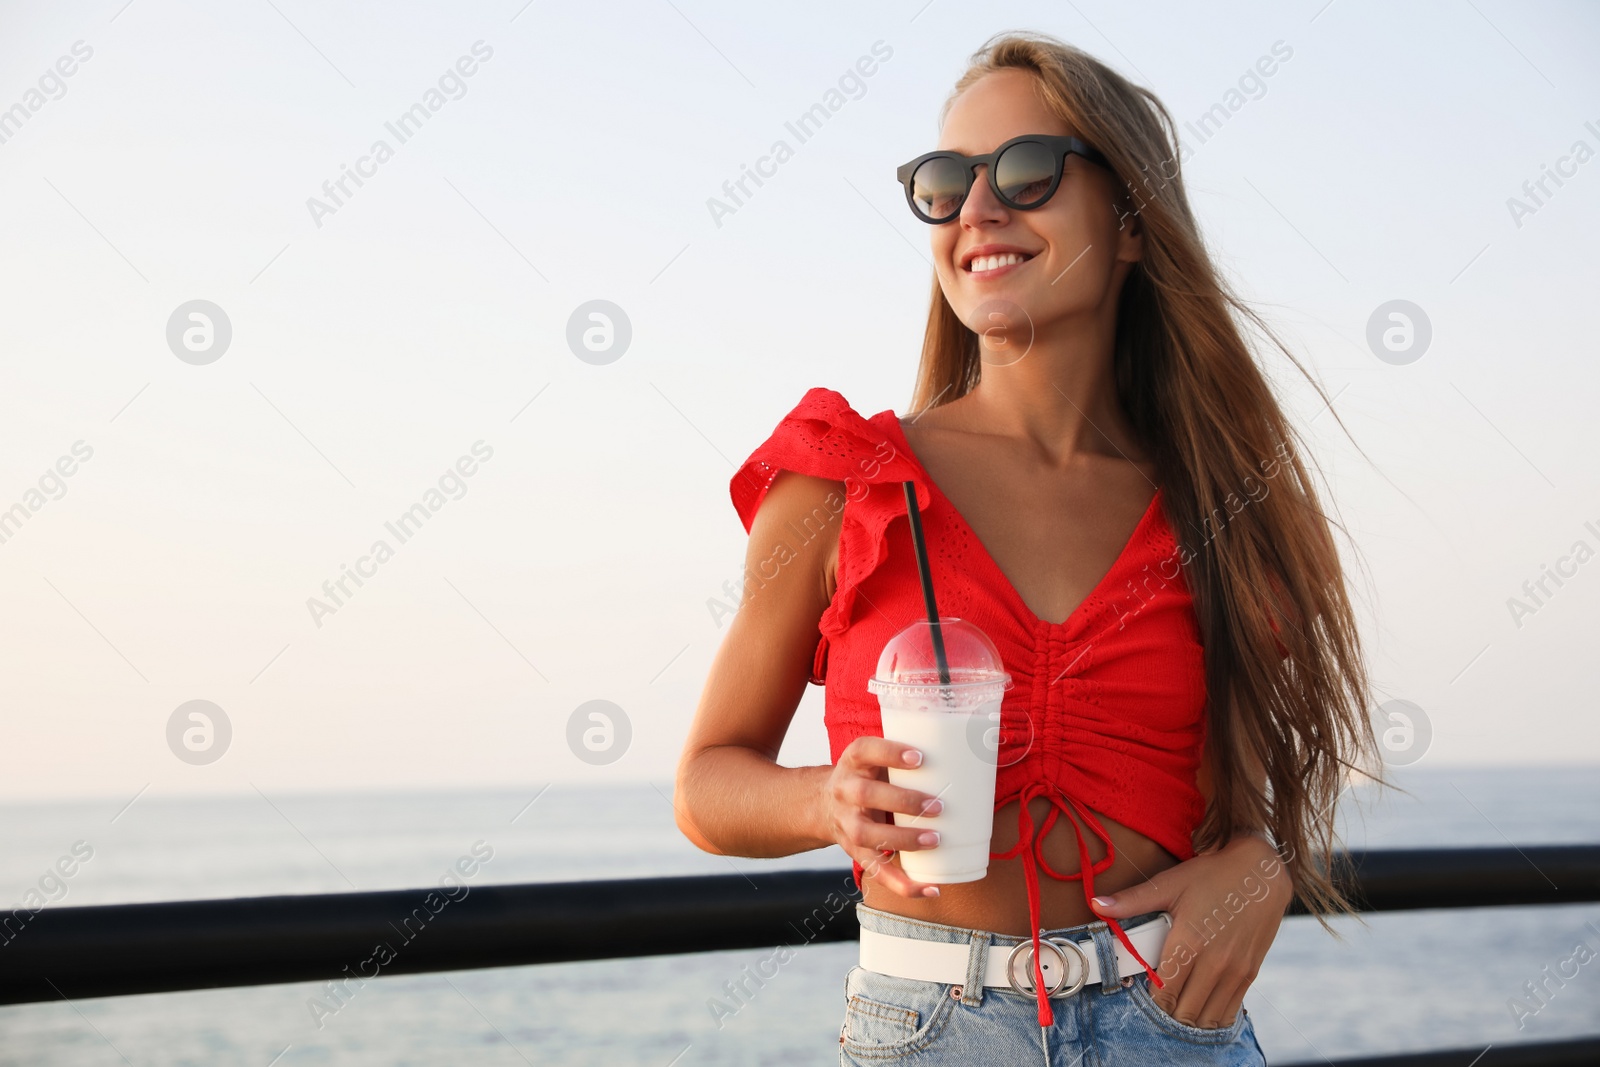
[959,243,1039,280]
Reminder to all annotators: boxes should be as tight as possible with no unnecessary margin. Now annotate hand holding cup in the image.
[820,736,948,899]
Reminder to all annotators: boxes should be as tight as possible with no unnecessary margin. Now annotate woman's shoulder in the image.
[775,385,885,432]
[729,386,912,534]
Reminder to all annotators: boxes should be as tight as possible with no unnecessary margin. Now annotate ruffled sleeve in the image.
[729,387,930,685]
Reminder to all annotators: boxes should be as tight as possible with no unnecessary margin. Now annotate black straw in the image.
[902,481,951,686]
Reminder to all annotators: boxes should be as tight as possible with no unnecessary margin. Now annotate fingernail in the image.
[904,749,923,767]
[1091,895,1115,908]
[923,886,939,897]
[918,831,940,846]
[921,799,943,815]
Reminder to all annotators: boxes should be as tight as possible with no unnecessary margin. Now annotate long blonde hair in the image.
[912,31,1387,930]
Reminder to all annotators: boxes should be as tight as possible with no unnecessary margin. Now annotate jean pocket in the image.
[1126,972,1246,1045]
[839,965,955,1058]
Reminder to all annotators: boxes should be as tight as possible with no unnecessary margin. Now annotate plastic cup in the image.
[867,617,1012,883]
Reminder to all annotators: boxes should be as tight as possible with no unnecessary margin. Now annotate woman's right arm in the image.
[673,469,944,897]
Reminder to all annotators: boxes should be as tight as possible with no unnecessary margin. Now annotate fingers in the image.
[835,738,944,840]
[1152,930,1195,997]
[836,739,938,815]
[857,845,942,898]
[847,793,941,898]
[1159,955,1243,1031]
[848,736,927,776]
[847,798,941,850]
[834,737,946,899]
[846,772,944,821]
[1194,966,1253,1031]
[1150,944,1191,1018]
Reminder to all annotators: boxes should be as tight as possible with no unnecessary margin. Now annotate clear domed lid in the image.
[867,617,1012,697]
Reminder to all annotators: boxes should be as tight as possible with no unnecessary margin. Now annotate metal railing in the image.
[3,845,1598,1065]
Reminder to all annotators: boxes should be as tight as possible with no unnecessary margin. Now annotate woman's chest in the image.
[895,421,1160,629]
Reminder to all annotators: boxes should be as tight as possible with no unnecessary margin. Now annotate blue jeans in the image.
[840,902,1267,1065]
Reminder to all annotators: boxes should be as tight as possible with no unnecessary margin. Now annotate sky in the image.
[0,0,1596,803]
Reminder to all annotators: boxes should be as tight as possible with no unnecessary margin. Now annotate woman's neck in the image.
[955,315,1144,469]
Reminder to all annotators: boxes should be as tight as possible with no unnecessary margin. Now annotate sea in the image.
[0,766,1596,1066]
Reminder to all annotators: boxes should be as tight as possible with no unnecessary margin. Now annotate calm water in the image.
[1,767,1597,1065]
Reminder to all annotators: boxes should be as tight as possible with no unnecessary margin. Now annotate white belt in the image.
[858,912,1171,998]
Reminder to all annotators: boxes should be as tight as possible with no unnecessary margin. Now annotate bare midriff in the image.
[860,796,1182,934]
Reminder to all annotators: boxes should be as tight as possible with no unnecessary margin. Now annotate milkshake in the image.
[868,617,1012,883]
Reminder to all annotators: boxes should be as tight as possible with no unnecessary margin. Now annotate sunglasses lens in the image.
[910,156,968,220]
[995,141,1056,206]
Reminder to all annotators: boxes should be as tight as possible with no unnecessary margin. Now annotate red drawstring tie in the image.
[989,780,1165,1028]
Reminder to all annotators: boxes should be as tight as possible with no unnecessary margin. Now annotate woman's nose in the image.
[959,163,1009,226]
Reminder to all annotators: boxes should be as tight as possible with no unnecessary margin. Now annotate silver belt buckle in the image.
[1004,935,1090,998]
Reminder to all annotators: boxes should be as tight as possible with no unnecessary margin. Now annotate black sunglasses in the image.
[895,134,1113,224]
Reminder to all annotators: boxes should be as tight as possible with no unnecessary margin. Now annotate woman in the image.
[675,31,1384,1065]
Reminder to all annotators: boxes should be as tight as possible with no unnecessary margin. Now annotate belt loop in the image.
[1092,919,1122,996]
[961,930,988,1006]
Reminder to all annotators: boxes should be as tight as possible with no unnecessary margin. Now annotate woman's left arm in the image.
[1088,746,1294,1029]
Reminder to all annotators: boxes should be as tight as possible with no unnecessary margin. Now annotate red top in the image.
[731,387,1212,1027]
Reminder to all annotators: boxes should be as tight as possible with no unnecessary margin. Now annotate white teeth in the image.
[968,252,1028,273]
